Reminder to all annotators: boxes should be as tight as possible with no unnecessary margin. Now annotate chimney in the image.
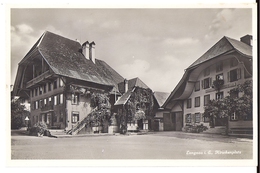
[82,41,90,60]
[90,41,96,64]
[240,35,252,46]
[124,79,128,93]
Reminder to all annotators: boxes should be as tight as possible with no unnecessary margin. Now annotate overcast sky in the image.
[10,8,252,93]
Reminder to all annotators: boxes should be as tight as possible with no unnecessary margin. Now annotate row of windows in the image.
[31,113,64,125]
[185,113,205,123]
[31,78,64,97]
[195,68,242,92]
[187,92,225,109]
[203,58,238,77]
[186,112,252,124]
[32,94,64,110]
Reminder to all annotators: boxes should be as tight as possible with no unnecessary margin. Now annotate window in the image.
[31,90,34,97]
[204,67,210,77]
[60,94,63,104]
[35,101,39,109]
[72,112,79,123]
[39,87,43,95]
[59,78,64,87]
[202,77,212,89]
[228,68,241,82]
[216,92,224,100]
[230,58,238,67]
[35,88,38,96]
[54,96,57,105]
[72,93,79,104]
[186,114,191,123]
[39,100,43,108]
[230,112,238,121]
[194,81,200,91]
[216,61,223,72]
[53,80,57,89]
[187,98,192,108]
[195,97,200,107]
[48,97,52,105]
[216,73,224,80]
[195,113,201,123]
[48,82,52,91]
[204,95,210,106]
[44,98,47,107]
[43,84,47,93]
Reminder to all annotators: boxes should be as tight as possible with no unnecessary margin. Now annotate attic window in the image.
[53,80,58,89]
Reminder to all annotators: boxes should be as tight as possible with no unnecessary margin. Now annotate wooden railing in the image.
[67,107,98,135]
[26,70,52,88]
[41,105,54,112]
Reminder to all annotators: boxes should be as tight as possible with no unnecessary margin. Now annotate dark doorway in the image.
[174,112,183,131]
[137,119,143,130]
[153,120,159,131]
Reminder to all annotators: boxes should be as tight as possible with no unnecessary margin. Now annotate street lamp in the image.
[25,116,29,130]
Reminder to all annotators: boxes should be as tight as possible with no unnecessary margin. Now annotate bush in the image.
[34,121,48,129]
[28,121,48,137]
[184,124,208,133]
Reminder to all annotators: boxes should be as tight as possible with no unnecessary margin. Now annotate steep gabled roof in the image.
[114,90,132,106]
[37,31,115,86]
[163,35,252,108]
[13,31,125,96]
[115,77,150,106]
[154,91,170,107]
[118,77,150,94]
[187,36,252,69]
[20,31,125,87]
[95,59,124,89]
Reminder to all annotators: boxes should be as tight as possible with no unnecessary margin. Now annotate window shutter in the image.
[191,114,195,123]
[237,68,241,79]
[201,80,204,89]
[227,71,230,82]
[209,77,212,87]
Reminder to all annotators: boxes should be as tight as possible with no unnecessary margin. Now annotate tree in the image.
[11,98,30,129]
[204,80,252,127]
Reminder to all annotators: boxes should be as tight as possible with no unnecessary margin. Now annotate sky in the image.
[10,8,252,93]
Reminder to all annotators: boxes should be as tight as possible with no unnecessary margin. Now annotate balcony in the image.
[41,105,54,112]
[26,70,52,88]
[212,79,224,91]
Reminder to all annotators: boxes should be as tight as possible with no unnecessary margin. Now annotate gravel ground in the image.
[11,130,253,160]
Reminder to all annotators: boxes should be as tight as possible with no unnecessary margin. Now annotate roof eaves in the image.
[224,36,252,58]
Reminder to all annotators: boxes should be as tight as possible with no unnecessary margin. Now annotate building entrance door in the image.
[174,112,183,131]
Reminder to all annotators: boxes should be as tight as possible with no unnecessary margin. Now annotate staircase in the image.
[66,107,98,135]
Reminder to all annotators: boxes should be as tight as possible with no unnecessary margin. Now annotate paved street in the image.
[11,130,253,160]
